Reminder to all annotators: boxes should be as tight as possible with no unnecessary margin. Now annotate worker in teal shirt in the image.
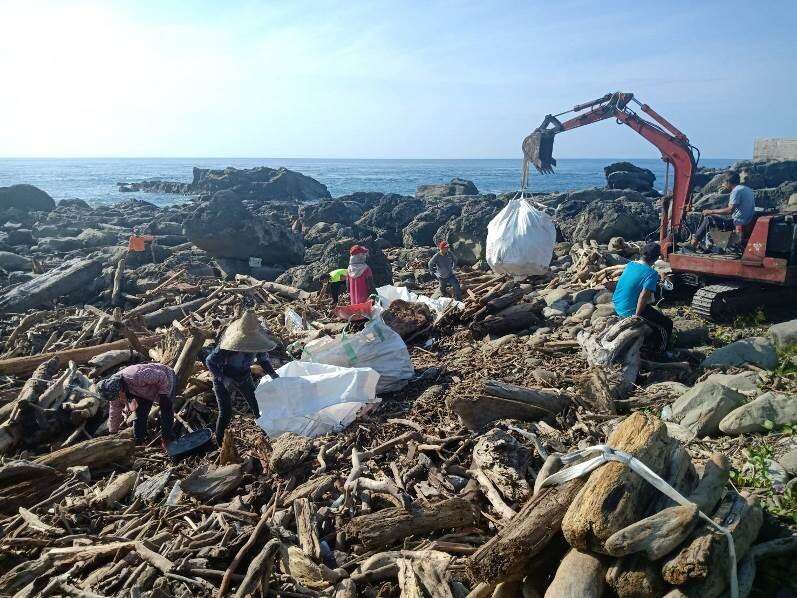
[613,242,672,353]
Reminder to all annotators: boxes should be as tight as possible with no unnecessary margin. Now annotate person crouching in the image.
[205,310,279,443]
[97,363,177,449]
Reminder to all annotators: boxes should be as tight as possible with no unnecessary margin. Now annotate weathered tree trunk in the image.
[173,327,207,395]
[605,504,698,560]
[142,297,207,329]
[0,357,59,424]
[662,492,762,597]
[294,498,322,561]
[472,428,532,503]
[605,554,667,598]
[449,383,569,431]
[34,436,135,471]
[345,498,481,551]
[466,479,585,585]
[544,548,607,598]
[471,303,540,337]
[562,412,673,554]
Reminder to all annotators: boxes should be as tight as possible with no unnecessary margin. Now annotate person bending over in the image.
[428,241,462,300]
[206,310,279,443]
[689,171,755,248]
[98,362,177,449]
[612,242,672,353]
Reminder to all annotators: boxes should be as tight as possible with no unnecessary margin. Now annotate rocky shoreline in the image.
[0,159,796,597]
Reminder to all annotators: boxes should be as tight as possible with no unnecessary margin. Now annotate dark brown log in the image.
[604,504,698,560]
[562,412,673,554]
[606,554,667,598]
[233,538,280,598]
[471,303,540,337]
[173,327,207,395]
[142,297,207,329]
[0,357,59,424]
[345,497,481,551]
[465,479,585,585]
[485,288,524,314]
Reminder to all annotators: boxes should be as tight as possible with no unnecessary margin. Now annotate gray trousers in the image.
[438,275,462,300]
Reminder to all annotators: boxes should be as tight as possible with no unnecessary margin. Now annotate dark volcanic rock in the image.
[416,178,479,200]
[569,195,659,243]
[356,195,425,245]
[183,190,304,266]
[604,162,655,192]
[0,184,56,213]
[433,195,504,265]
[300,199,364,227]
[402,203,462,248]
[276,238,392,291]
[120,166,331,204]
[57,198,92,210]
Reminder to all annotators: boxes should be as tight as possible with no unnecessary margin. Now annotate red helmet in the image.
[349,245,368,255]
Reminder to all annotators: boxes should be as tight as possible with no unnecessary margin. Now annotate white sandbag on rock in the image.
[300,313,414,392]
[376,284,463,317]
[486,196,555,277]
[255,361,380,437]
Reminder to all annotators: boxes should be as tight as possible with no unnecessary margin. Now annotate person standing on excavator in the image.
[688,171,755,248]
[612,242,672,354]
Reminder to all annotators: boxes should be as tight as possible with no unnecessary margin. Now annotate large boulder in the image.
[719,392,797,435]
[356,195,425,245]
[666,381,748,437]
[402,203,462,248]
[604,162,655,192]
[433,196,505,265]
[300,200,364,227]
[769,318,797,348]
[702,337,778,370]
[183,190,304,266]
[0,251,33,271]
[276,238,392,291]
[733,159,797,188]
[0,256,105,313]
[0,184,56,213]
[569,196,659,243]
[416,178,478,200]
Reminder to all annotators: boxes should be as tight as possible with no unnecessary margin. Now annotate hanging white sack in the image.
[376,284,463,317]
[486,195,556,277]
[255,361,380,437]
[300,314,414,393]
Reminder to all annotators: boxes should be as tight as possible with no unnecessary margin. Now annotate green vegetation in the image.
[774,343,797,377]
[731,440,797,523]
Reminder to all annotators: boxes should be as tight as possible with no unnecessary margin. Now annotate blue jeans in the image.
[438,275,462,300]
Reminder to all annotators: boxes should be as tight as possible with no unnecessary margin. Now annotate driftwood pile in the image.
[0,253,792,597]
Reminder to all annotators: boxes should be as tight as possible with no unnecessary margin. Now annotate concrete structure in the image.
[754,138,797,161]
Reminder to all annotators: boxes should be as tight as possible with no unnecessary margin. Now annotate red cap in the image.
[350,245,368,255]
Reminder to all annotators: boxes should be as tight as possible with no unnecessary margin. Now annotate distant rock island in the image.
[118,165,331,203]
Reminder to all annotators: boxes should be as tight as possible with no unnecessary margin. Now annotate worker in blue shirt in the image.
[689,171,755,249]
[205,310,279,443]
[613,242,672,354]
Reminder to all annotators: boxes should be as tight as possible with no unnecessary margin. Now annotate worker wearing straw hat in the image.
[205,310,280,443]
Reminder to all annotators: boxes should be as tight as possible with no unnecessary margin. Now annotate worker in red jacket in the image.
[98,363,177,448]
[347,245,374,305]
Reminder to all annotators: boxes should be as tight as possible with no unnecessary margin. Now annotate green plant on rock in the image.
[731,442,797,524]
[732,307,767,330]
[774,343,797,377]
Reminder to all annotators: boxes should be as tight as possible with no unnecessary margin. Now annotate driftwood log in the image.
[34,436,135,471]
[450,382,569,431]
[545,548,607,598]
[562,412,673,553]
[466,479,585,585]
[345,497,480,551]
[605,554,667,598]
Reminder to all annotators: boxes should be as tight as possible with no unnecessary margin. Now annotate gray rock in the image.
[593,303,616,318]
[543,288,571,306]
[667,381,748,437]
[433,196,504,265]
[718,392,797,435]
[402,203,461,248]
[0,251,33,272]
[594,290,613,305]
[34,237,83,252]
[604,162,655,192]
[77,228,119,248]
[542,306,567,319]
[568,195,659,244]
[768,318,797,348]
[702,337,778,370]
[779,447,797,477]
[3,228,35,246]
[672,318,709,348]
[571,303,595,321]
[416,178,478,200]
[572,288,597,304]
[184,190,304,265]
[704,372,761,396]
[0,184,55,213]
[664,421,695,443]
[0,256,105,313]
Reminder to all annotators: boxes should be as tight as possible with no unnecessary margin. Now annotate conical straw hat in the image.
[218,310,277,352]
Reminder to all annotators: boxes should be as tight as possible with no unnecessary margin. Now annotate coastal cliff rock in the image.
[433,195,504,265]
[183,190,304,266]
[0,184,56,214]
[416,177,479,199]
[119,166,331,203]
[568,195,659,244]
[604,161,655,192]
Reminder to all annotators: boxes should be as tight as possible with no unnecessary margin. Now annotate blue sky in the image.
[1,0,794,158]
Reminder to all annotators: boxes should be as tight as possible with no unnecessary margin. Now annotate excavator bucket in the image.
[522,128,557,174]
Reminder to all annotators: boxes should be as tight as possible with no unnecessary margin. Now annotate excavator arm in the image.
[523,92,697,255]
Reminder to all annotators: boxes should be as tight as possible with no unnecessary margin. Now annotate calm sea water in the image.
[0,158,735,206]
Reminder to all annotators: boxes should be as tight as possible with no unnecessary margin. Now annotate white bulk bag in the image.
[255,361,380,437]
[300,314,414,393]
[376,284,463,317]
[486,196,555,277]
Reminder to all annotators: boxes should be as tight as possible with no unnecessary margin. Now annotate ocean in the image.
[0,158,736,206]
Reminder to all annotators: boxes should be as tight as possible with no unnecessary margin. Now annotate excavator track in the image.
[691,283,797,322]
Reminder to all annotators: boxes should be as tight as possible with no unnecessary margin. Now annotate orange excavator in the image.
[524,91,797,321]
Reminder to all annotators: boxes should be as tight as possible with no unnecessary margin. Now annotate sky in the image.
[1,0,795,159]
